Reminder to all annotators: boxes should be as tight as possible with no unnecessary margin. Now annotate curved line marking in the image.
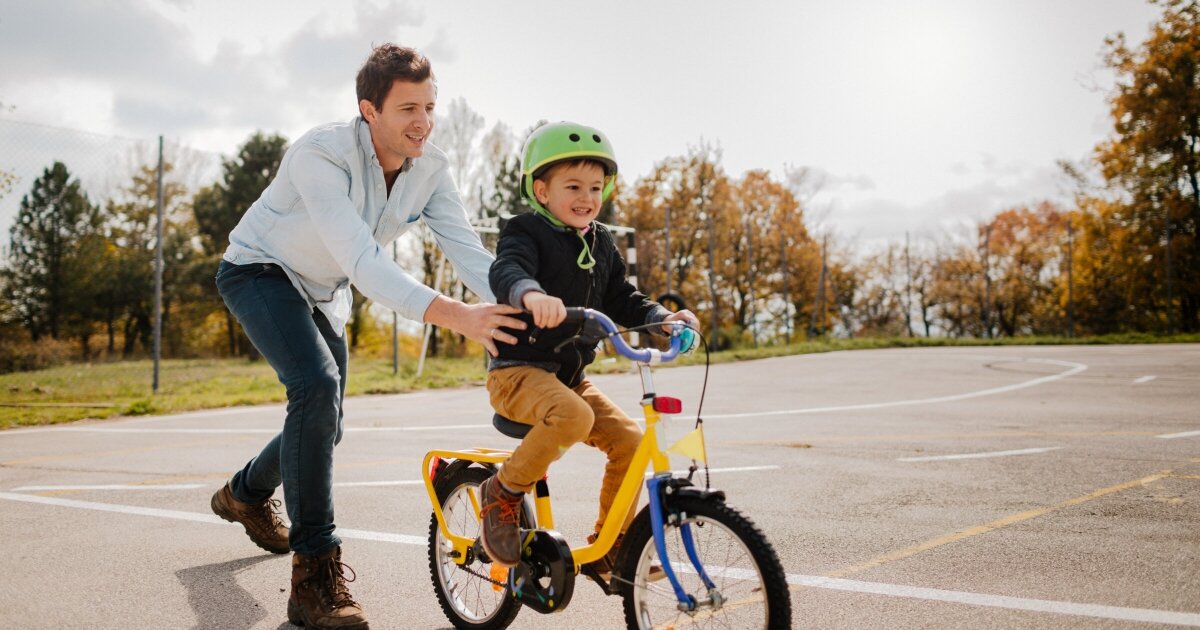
[704,358,1088,420]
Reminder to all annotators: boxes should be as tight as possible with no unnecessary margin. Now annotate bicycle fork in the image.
[646,474,722,613]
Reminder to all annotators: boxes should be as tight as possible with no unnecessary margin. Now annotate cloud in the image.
[0,0,436,143]
[829,160,1068,248]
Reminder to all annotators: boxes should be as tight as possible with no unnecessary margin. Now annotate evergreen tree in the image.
[1,162,103,349]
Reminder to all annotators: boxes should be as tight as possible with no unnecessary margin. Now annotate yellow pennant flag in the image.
[667,427,707,464]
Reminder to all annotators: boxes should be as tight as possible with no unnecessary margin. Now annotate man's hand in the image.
[523,292,566,329]
[661,309,700,334]
[423,296,526,357]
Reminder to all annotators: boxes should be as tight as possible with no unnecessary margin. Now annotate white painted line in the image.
[0,424,492,436]
[9,466,778,494]
[11,483,205,492]
[1157,430,1200,440]
[0,491,229,525]
[706,358,1088,420]
[333,480,424,488]
[1134,375,1156,384]
[898,447,1062,463]
[655,465,781,476]
[0,492,425,545]
[1,491,1193,626]
[788,575,1200,627]
[0,359,1087,436]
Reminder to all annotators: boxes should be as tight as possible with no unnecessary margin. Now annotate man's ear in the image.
[533,179,550,204]
[359,99,376,123]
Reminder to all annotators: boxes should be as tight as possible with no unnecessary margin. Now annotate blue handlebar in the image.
[563,308,688,364]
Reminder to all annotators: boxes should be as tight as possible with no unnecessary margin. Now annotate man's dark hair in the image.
[356,44,434,111]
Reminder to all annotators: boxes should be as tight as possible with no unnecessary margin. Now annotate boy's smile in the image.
[533,161,607,230]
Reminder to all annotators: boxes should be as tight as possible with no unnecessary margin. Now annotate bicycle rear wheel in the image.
[428,464,522,630]
[619,496,791,629]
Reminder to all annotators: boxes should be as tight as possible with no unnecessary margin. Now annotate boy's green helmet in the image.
[521,121,618,214]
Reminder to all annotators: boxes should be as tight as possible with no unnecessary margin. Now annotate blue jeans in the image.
[216,260,347,556]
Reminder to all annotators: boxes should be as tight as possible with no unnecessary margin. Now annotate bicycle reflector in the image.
[653,397,682,414]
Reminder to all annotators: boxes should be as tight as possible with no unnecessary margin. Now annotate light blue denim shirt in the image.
[223,117,495,333]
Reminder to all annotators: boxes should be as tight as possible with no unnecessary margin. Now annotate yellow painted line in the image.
[826,469,1174,579]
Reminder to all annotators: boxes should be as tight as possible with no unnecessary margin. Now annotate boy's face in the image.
[360,78,436,168]
[532,161,606,230]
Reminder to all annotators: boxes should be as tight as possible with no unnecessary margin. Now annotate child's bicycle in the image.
[421,308,792,629]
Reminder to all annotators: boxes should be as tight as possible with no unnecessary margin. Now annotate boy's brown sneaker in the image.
[210,482,290,554]
[288,546,369,630]
[478,476,523,567]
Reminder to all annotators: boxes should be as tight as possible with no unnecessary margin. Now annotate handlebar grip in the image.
[563,307,588,324]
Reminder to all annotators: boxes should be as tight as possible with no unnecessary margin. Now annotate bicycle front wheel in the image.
[619,496,791,629]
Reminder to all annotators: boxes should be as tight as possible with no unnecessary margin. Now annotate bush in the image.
[0,337,73,374]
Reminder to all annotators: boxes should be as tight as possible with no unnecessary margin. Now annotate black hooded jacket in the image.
[489,212,668,387]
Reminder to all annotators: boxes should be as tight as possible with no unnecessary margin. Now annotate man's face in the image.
[361,78,436,166]
[533,161,606,230]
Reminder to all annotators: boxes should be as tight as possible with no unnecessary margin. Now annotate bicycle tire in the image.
[619,496,792,629]
[427,464,523,630]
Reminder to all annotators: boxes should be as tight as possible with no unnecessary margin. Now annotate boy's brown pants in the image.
[488,365,643,533]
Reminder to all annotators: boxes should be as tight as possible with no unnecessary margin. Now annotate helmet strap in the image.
[533,204,596,270]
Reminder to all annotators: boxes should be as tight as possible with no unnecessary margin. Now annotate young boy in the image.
[480,122,698,573]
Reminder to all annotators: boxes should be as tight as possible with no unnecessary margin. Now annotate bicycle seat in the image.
[492,413,531,439]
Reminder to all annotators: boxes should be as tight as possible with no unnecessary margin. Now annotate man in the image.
[210,44,524,630]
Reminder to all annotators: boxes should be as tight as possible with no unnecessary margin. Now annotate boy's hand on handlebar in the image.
[523,292,566,329]
[661,309,700,334]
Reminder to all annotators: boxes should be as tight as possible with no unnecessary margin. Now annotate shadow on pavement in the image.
[176,554,281,629]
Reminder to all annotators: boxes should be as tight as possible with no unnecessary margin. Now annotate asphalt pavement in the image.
[1,343,1197,629]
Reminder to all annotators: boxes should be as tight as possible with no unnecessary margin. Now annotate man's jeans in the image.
[216,260,347,556]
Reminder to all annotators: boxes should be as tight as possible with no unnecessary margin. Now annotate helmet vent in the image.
[569,133,580,142]
[592,134,601,143]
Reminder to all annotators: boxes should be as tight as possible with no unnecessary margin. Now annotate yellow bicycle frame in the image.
[422,363,694,571]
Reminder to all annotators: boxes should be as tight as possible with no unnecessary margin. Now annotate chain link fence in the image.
[0,118,223,372]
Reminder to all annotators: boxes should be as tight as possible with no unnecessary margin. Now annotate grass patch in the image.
[0,355,489,429]
[2,333,1196,429]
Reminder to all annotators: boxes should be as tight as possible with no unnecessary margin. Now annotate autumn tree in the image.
[984,203,1069,336]
[105,162,197,357]
[1095,0,1200,331]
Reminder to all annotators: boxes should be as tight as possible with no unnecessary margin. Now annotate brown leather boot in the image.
[478,475,523,567]
[210,482,289,554]
[287,546,369,630]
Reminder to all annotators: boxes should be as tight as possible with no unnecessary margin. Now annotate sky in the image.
[0,0,1165,247]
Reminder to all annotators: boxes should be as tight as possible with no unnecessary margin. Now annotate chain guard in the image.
[507,529,575,614]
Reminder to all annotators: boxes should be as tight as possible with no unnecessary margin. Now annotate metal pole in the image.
[809,235,826,339]
[1165,205,1174,335]
[664,205,672,296]
[904,231,914,337]
[625,229,639,347]
[1067,217,1075,337]
[982,223,993,339]
[745,213,757,346]
[416,253,446,378]
[152,135,164,393]
[781,227,790,343]
[705,209,718,351]
[392,240,399,375]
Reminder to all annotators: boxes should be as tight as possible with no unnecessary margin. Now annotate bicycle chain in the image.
[455,561,644,593]
[456,562,507,588]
